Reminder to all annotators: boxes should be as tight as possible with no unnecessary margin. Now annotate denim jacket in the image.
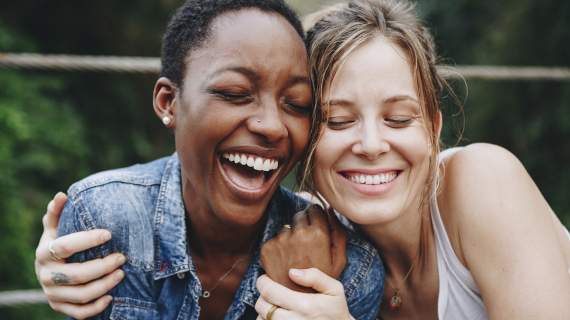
[58,153,384,320]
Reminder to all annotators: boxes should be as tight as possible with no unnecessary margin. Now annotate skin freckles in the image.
[313,37,432,228]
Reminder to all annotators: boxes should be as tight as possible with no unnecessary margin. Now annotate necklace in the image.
[386,246,420,310]
[193,233,260,299]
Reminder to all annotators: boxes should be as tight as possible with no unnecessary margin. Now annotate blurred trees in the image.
[0,0,568,318]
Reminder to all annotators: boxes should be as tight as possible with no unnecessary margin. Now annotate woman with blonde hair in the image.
[254,0,570,319]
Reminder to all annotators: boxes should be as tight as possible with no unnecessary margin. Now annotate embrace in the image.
[35,0,570,319]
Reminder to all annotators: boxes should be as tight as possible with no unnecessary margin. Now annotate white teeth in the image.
[262,159,271,171]
[254,158,263,170]
[247,157,255,167]
[222,153,279,172]
[348,172,397,185]
[373,175,381,184]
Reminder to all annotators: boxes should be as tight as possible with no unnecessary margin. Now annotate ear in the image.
[437,111,443,138]
[153,77,178,127]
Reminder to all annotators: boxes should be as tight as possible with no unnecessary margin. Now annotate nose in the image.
[247,102,288,143]
[352,120,389,160]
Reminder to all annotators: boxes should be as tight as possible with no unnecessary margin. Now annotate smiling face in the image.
[313,36,434,225]
[161,9,311,227]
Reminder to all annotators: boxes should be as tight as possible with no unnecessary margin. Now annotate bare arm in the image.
[35,193,125,319]
[440,144,570,319]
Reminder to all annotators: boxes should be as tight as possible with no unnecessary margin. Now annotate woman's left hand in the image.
[255,268,355,320]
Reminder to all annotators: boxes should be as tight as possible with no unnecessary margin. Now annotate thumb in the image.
[289,268,344,296]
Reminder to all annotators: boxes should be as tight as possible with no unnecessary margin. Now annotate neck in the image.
[354,202,432,279]
[182,179,267,261]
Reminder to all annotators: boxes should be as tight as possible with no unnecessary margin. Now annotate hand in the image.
[255,268,355,320]
[260,204,347,293]
[35,192,126,319]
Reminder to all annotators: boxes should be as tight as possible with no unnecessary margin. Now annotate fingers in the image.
[256,274,305,310]
[306,204,328,229]
[52,295,113,320]
[292,210,309,228]
[38,229,113,261]
[45,269,124,304]
[42,192,68,239]
[255,296,288,320]
[328,208,348,277]
[288,268,344,296]
[39,253,126,286]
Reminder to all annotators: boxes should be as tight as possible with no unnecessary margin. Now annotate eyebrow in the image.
[383,94,419,104]
[210,66,261,82]
[209,66,309,87]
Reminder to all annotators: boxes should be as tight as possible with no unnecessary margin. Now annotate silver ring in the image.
[49,241,61,260]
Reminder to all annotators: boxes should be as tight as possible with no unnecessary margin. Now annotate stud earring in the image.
[258,119,261,123]
[162,116,171,125]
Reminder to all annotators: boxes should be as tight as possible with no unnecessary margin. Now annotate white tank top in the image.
[431,147,488,320]
[432,147,570,320]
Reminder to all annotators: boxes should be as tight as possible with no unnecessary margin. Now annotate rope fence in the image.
[1,53,570,80]
[0,290,48,307]
[0,53,569,308]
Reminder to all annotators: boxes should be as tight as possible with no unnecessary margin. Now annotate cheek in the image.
[312,129,344,192]
[288,116,311,157]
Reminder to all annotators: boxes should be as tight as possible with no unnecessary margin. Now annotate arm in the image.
[259,204,347,293]
[258,205,383,319]
[440,144,570,319]
[255,268,355,320]
[35,192,125,319]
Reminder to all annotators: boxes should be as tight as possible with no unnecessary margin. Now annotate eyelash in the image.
[386,119,412,126]
[286,102,311,113]
[327,118,412,128]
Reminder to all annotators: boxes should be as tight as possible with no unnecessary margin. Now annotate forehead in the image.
[327,36,416,102]
[185,8,308,80]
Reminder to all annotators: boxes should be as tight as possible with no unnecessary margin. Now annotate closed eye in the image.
[386,119,412,126]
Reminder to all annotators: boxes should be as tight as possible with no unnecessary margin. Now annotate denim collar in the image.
[153,153,297,307]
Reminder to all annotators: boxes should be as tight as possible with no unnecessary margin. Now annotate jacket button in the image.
[177,272,186,279]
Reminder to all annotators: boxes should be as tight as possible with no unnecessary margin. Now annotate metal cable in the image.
[0,290,48,307]
[1,53,570,80]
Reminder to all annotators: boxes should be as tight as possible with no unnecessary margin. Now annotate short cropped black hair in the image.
[160,0,305,88]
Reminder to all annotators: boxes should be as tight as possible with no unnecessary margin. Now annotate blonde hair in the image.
[298,0,461,208]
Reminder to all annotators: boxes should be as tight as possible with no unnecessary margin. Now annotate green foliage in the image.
[0,0,568,319]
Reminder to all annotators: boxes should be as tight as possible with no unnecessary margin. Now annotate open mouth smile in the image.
[218,151,283,200]
[339,170,401,195]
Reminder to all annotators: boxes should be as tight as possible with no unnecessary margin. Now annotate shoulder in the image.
[68,155,171,194]
[439,143,531,221]
[58,155,173,259]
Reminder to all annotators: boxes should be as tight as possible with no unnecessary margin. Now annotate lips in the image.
[338,170,401,196]
[217,149,284,201]
[221,153,279,189]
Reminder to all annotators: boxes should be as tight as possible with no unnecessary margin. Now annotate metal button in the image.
[177,272,185,279]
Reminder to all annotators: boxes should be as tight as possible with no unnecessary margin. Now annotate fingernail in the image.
[290,268,304,277]
[104,295,113,304]
[116,255,126,266]
[101,231,112,242]
[115,270,125,281]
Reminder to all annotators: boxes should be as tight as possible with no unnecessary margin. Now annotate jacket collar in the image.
[152,153,307,304]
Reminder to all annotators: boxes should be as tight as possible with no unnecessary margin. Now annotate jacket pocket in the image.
[111,297,160,320]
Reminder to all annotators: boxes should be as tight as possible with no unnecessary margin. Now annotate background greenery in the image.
[0,0,568,318]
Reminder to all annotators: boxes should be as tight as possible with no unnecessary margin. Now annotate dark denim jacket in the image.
[58,153,384,320]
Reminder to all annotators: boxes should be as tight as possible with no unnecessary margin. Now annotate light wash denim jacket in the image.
[58,153,384,320]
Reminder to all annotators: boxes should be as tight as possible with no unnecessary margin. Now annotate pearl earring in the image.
[162,116,171,125]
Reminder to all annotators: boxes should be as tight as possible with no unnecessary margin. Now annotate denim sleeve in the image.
[340,232,384,320]
[57,189,115,320]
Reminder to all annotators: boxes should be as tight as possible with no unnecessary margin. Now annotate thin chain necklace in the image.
[193,233,261,299]
[386,246,421,310]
